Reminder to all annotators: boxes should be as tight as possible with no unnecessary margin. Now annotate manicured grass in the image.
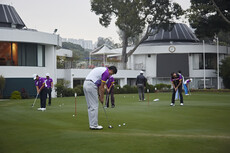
[0,92,230,153]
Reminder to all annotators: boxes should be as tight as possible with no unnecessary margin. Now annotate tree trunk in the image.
[127,26,158,57]
[211,0,230,24]
[121,32,128,69]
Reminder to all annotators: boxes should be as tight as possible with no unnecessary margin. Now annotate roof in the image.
[0,4,25,29]
[91,44,117,55]
[143,23,199,43]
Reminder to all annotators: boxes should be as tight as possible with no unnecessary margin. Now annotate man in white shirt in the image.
[83,66,117,130]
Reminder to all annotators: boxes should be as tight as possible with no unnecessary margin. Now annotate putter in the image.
[32,94,39,107]
[101,102,113,129]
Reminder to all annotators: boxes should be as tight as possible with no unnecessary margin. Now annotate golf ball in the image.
[118,124,121,127]
[123,123,126,126]
[73,115,75,117]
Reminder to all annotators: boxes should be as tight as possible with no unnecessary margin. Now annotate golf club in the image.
[32,94,39,107]
[101,102,113,129]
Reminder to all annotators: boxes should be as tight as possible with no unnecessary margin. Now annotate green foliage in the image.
[220,57,230,89]
[0,75,5,98]
[146,83,155,93]
[122,85,137,94]
[10,91,21,100]
[55,80,71,97]
[91,0,183,68]
[62,42,89,61]
[154,83,171,91]
[63,88,75,97]
[187,0,230,40]
[73,85,84,96]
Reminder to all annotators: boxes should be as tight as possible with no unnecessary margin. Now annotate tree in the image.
[91,0,183,69]
[0,75,5,98]
[96,37,117,48]
[187,0,230,39]
[220,56,230,89]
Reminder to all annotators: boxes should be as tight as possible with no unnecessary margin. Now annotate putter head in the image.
[108,125,113,129]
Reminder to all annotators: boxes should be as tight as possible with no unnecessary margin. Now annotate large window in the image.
[193,53,217,70]
[0,42,18,66]
[0,42,45,67]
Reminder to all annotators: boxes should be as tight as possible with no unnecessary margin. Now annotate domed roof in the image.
[143,23,199,43]
[0,4,25,29]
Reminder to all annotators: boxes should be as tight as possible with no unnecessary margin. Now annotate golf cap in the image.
[140,70,144,74]
[33,74,38,80]
[46,73,50,77]
[190,78,193,82]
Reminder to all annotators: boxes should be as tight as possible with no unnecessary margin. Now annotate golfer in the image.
[136,71,147,101]
[105,76,115,108]
[170,72,184,106]
[184,79,192,95]
[33,74,47,111]
[83,66,117,130]
[45,73,53,106]
[175,70,184,100]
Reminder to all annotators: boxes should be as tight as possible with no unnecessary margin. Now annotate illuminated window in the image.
[0,42,18,66]
[0,42,45,67]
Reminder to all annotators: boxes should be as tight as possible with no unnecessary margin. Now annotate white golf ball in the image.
[118,124,121,127]
[73,115,75,117]
[123,123,126,126]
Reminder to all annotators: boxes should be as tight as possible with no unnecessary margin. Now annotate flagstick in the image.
[147,89,149,105]
[75,93,77,117]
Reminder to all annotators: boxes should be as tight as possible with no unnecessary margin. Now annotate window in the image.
[193,53,217,70]
[0,42,45,67]
[0,42,18,66]
[18,43,45,67]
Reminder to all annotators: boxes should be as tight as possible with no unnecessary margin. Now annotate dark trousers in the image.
[106,86,115,107]
[40,88,47,108]
[137,84,145,100]
[47,88,52,105]
[172,86,183,104]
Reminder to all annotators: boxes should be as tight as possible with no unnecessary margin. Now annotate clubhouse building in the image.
[0,4,61,97]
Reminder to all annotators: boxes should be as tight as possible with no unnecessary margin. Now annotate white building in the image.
[0,4,61,98]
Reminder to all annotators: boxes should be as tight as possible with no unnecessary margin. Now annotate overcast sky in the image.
[0,0,191,44]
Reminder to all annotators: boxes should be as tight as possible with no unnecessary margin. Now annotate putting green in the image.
[0,92,230,153]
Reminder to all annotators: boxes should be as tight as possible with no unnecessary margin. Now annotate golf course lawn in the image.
[0,92,230,153]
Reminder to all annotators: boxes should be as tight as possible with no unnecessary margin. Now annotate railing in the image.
[58,61,145,70]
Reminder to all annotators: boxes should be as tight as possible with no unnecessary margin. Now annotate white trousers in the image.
[83,80,99,127]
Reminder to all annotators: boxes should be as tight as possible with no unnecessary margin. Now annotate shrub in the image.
[114,85,122,94]
[10,91,21,99]
[154,83,171,90]
[63,88,75,97]
[73,85,84,96]
[0,75,5,98]
[55,80,70,97]
[146,83,155,93]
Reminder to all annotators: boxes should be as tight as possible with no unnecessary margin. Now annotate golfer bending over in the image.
[83,66,117,130]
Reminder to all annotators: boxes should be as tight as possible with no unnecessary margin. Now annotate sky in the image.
[0,0,191,44]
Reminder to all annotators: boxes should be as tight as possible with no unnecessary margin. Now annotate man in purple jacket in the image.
[33,74,47,111]
[45,73,53,106]
[105,76,115,108]
[170,72,184,106]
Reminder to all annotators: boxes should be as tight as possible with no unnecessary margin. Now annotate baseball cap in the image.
[33,74,38,80]
[46,73,50,77]
[140,70,144,74]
